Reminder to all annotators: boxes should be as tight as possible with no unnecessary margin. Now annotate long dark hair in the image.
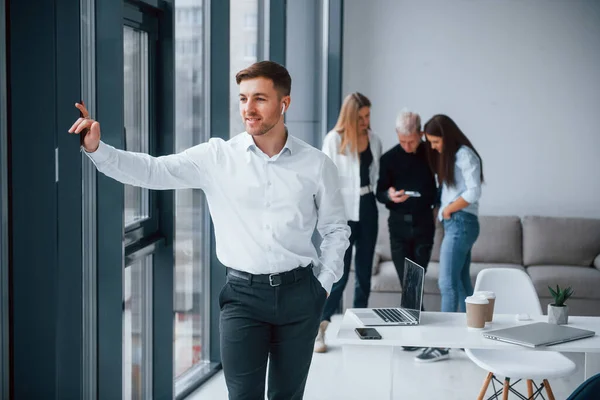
[424,114,484,187]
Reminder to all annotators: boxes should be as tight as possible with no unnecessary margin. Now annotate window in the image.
[123,256,153,400]
[173,0,211,393]
[244,12,257,29]
[230,0,259,137]
[244,42,257,59]
[123,26,150,228]
[122,21,157,399]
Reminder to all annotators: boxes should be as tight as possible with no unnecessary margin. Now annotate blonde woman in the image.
[314,92,382,353]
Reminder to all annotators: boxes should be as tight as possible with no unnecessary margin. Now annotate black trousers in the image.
[321,193,378,321]
[388,211,435,290]
[219,266,327,400]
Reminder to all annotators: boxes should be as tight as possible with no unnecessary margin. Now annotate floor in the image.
[187,315,585,399]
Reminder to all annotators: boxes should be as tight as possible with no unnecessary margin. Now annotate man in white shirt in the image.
[68,61,350,400]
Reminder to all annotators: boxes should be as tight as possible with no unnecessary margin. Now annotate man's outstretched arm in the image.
[69,102,216,190]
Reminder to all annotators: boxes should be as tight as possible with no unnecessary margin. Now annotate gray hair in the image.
[395,109,422,136]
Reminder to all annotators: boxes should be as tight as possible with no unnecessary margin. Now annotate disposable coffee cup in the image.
[465,295,488,330]
[473,291,496,324]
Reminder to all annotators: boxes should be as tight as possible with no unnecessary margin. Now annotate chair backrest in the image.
[474,268,543,316]
[566,372,600,400]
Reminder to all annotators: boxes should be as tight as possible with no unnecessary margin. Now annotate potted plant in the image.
[547,285,574,325]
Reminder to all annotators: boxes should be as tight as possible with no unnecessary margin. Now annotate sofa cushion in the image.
[430,220,444,262]
[371,261,524,296]
[371,261,401,292]
[526,265,600,300]
[426,262,525,295]
[523,216,600,266]
[471,216,523,264]
[427,216,522,264]
[375,207,392,262]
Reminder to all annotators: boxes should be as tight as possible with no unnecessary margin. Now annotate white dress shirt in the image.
[439,145,483,220]
[86,131,351,294]
[321,130,382,221]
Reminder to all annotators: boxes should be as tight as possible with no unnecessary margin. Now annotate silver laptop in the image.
[483,322,595,348]
[352,258,424,326]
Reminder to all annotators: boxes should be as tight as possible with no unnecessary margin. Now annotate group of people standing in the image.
[315,92,484,363]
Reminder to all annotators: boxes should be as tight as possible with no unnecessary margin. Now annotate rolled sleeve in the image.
[315,156,351,293]
[456,148,482,204]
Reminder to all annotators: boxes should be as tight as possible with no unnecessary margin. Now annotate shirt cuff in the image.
[83,141,111,164]
[461,188,480,204]
[317,269,336,295]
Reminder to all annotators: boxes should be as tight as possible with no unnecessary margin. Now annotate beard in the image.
[245,116,277,137]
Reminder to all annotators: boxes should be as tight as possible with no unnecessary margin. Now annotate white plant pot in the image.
[548,304,569,325]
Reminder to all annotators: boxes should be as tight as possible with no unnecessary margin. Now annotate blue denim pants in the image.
[439,211,480,313]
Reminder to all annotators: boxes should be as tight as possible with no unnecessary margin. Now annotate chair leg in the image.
[543,379,556,400]
[476,372,493,400]
[502,377,510,400]
[527,379,534,398]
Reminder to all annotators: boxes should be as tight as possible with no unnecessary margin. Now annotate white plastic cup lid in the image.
[473,290,496,299]
[465,295,489,305]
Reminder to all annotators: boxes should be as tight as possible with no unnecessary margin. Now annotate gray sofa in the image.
[343,208,600,316]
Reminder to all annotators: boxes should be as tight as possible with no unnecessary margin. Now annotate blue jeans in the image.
[439,211,480,313]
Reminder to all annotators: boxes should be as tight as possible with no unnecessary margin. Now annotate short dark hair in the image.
[235,61,292,97]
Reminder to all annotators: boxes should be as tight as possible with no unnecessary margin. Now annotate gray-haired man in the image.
[376,110,438,352]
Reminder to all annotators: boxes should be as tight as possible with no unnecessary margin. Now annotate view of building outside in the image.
[230,0,259,137]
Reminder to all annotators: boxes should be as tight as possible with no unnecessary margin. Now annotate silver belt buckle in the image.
[269,273,281,287]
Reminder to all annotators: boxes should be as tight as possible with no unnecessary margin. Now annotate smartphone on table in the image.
[355,327,382,340]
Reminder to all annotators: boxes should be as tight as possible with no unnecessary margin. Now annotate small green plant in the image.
[548,285,574,307]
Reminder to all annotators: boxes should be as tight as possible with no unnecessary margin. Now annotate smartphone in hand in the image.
[403,191,421,197]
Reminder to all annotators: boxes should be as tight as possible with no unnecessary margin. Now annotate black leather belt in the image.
[226,264,313,287]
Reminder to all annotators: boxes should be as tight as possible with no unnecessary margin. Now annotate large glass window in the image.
[230,0,259,137]
[123,256,153,400]
[123,26,150,228]
[173,0,211,391]
[122,21,155,400]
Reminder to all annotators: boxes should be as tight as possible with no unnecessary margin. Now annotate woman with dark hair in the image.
[314,92,382,353]
[416,114,484,363]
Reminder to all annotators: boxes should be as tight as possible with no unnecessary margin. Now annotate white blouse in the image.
[322,130,383,221]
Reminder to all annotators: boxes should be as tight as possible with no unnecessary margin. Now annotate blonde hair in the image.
[395,108,421,136]
[333,92,371,154]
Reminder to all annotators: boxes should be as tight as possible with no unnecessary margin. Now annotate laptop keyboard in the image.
[373,308,418,323]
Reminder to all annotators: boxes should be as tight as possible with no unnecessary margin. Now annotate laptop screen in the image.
[400,258,425,311]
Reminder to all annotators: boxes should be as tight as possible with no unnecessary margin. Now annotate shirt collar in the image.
[242,127,294,156]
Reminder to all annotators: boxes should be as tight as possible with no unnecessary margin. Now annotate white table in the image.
[336,310,600,399]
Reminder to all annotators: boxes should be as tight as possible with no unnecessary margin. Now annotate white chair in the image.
[466,268,576,400]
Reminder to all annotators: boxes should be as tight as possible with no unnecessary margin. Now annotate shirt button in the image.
[267,181,272,186]
[266,202,271,207]
[267,245,272,251]
[265,224,270,230]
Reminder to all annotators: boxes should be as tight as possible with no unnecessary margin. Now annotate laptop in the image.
[351,258,424,326]
[482,322,595,348]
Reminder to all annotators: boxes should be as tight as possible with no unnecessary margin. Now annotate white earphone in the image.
[281,103,286,115]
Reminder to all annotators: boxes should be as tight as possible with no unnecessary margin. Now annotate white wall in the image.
[343,0,600,218]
